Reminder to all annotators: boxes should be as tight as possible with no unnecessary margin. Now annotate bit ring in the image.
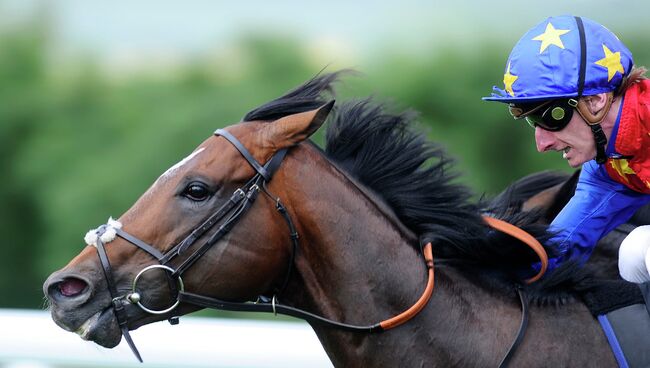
[130,264,184,315]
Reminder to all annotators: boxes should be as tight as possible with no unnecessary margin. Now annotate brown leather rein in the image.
[379,215,549,330]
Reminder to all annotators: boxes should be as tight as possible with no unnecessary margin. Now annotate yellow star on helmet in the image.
[503,62,518,97]
[595,44,625,81]
[532,23,570,53]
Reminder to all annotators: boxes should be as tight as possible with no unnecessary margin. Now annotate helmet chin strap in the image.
[575,93,614,164]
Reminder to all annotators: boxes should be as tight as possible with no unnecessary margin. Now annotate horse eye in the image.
[182,182,211,202]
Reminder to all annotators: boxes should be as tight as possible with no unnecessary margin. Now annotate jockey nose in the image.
[534,126,557,152]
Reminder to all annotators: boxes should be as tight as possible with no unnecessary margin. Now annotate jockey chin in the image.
[484,15,650,284]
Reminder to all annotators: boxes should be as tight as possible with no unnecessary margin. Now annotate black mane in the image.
[244,72,582,294]
[325,99,488,249]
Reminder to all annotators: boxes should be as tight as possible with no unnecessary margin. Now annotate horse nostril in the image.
[44,273,94,306]
[57,277,89,297]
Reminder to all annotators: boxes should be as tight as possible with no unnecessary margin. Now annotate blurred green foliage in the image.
[2,20,648,309]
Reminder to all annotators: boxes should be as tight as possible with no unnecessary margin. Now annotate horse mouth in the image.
[53,306,122,348]
[83,307,122,348]
[75,310,103,340]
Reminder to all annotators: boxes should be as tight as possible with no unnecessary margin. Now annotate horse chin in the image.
[78,307,122,348]
[51,306,123,348]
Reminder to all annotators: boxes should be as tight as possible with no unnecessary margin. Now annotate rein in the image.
[89,128,548,364]
[482,216,548,367]
[180,243,434,332]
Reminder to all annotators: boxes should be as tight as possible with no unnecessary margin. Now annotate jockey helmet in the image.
[484,15,633,103]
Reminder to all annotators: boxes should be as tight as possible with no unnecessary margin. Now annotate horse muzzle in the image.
[44,270,123,348]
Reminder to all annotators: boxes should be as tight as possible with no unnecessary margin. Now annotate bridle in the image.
[89,127,546,366]
[89,128,436,362]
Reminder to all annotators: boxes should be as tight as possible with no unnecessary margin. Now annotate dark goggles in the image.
[509,99,578,132]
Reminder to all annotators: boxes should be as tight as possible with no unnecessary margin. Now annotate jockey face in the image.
[533,111,596,168]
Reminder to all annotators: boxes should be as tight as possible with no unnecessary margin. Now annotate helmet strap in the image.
[589,124,608,164]
[575,93,614,164]
[573,16,612,165]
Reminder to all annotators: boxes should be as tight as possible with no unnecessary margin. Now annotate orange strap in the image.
[483,216,548,284]
[379,242,435,330]
[377,217,545,330]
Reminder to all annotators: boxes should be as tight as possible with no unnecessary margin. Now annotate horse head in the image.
[43,101,333,350]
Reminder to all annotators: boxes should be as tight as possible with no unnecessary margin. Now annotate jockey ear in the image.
[266,100,335,149]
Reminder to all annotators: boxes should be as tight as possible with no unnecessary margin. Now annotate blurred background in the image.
[1,0,649,365]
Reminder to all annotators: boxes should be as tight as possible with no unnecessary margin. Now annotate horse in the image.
[44,72,620,367]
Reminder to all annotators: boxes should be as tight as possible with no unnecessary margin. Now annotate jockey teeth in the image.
[562,147,571,159]
[75,311,102,340]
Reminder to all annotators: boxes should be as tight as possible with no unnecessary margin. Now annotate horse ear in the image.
[267,100,335,148]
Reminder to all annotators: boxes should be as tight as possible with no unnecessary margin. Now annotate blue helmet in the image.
[484,15,633,103]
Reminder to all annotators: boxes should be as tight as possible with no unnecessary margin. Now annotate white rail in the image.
[0,309,332,368]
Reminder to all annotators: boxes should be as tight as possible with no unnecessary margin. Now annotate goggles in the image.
[509,99,578,131]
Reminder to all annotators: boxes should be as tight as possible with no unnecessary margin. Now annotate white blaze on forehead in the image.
[156,147,205,184]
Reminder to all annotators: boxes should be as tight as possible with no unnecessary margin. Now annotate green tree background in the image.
[2,9,649,309]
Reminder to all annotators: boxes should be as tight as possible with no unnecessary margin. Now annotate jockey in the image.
[484,15,650,283]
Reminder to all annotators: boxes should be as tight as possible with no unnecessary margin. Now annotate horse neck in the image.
[275,144,417,298]
[272,145,508,366]
[268,146,615,366]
